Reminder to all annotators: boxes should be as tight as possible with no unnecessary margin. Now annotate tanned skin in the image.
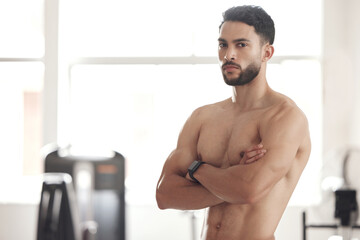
[156,21,311,240]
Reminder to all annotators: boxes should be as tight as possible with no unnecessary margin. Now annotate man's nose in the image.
[224,48,236,61]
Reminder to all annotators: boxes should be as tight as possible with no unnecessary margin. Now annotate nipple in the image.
[216,223,221,230]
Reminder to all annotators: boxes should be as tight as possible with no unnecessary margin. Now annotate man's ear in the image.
[262,44,274,62]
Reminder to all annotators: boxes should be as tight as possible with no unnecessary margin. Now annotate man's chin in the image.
[223,77,242,86]
[224,81,238,86]
[223,77,254,86]
[223,75,239,86]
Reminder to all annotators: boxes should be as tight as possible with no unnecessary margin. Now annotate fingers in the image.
[245,148,267,159]
[245,144,263,153]
[244,151,266,164]
[242,144,267,164]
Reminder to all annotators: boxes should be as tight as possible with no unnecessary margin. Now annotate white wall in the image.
[0,203,38,240]
[323,0,360,153]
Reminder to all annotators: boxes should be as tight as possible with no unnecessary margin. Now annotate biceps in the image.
[235,142,297,185]
[262,142,298,175]
[163,148,196,177]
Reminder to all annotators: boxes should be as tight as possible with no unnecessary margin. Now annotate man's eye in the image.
[238,43,247,47]
[219,43,227,48]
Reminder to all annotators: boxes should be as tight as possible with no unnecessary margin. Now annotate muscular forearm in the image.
[186,144,267,204]
[156,174,224,210]
[194,164,254,204]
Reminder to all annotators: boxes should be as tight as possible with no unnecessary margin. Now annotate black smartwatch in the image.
[188,160,206,183]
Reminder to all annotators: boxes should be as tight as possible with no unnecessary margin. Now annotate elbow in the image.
[156,196,166,210]
[156,188,168,210]
[156,175,169,210]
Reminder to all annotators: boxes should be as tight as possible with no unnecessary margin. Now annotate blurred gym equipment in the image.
[37,173,82,240]
[40,146,125,240]
[302,149,360,240]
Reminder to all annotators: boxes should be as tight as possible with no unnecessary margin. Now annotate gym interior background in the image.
[0,0,359,239]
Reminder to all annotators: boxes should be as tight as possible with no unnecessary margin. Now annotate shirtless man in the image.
[156,5,311,240]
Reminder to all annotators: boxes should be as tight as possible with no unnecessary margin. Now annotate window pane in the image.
[0,62,44,179]
[60,0,321,57]
[0,0,44,58]
[60,0,196,57]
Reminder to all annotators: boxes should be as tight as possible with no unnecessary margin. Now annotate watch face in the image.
[188,161,200,171]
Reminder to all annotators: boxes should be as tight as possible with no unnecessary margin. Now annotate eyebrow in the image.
[218,38,251,43]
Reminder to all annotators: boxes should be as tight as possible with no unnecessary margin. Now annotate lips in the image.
[222,61,241,70]
[223,64,240,71]
[223,65,239,70]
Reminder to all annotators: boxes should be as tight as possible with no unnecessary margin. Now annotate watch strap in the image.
[188,160,206,183]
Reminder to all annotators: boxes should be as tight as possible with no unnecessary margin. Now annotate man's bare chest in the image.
[196,114,262,167]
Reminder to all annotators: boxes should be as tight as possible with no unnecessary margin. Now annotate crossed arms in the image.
[156,105,309,210]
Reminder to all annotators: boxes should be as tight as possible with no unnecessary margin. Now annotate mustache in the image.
[222,61,241,69]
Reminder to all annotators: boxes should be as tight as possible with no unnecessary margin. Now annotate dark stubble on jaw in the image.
[222,61,261,86]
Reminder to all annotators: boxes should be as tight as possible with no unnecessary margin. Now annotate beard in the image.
[222,61,261,86]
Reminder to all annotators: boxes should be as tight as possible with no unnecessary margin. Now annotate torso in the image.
[196,96,310,240]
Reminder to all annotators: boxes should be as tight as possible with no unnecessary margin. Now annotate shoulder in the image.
[260,93,309,141]
[173,99,232,163]
[267,93,307,124]
[189,98,232,122]
[178,98,231,142]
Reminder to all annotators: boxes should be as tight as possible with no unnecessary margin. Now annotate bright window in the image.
[0,0,44,57]
[0,0,44,203]
[0,62,44,202]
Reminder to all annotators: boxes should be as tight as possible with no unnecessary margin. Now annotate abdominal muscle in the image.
[201,204,274,240]
[200,179,291,240]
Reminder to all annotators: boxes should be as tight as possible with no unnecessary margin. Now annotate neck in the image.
[230,73,271,111]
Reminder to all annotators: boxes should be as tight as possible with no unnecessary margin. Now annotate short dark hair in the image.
[219,5,275,45]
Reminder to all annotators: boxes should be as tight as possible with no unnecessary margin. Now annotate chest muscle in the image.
[197,115,261,167]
